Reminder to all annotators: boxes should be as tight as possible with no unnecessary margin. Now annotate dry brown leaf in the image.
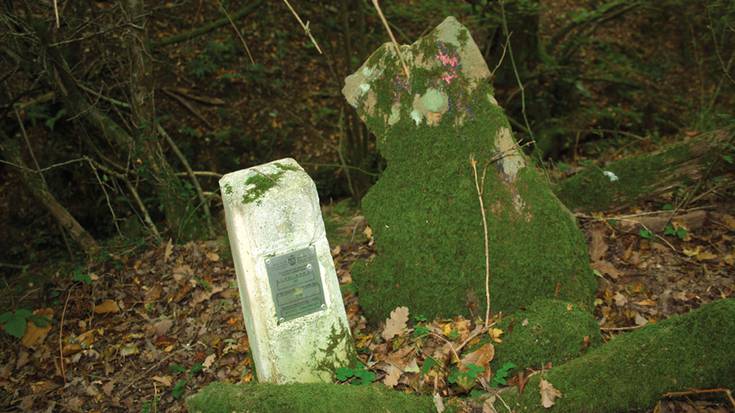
[363,225,373,240]
[460,343,495,380]
[206,252,220,262]
[102,381,114,397]
[433,393,445,413]
[21,308,53,349]
[150,319,173,337]
[382,364,401,388]
[144,284,163,304]
[589,225,608,262]
[635,298,656,306]
[191,284,225,306]
[152,375,173,386]
[591,261,622,279]
[172,265,193,282]
[613,292,628,307]
[382,306,409,341]
[94,300,120,314]
[540,378,562,408]
[203,354,217,371]
[720,214,735,231]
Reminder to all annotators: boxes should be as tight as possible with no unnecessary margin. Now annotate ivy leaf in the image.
[491,362,517,387]
[171,379,187,399]
[4,314,27,338]
[0,312,11,324]
[335,367,353,381]
[638,228,653,239]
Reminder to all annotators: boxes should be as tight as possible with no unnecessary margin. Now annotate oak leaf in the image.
[382,306,409,341]
[539,378,561,408]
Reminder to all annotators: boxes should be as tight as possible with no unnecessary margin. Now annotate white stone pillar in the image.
[219,158,353,383]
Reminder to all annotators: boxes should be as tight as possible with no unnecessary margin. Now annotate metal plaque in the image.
[265,246,326,323]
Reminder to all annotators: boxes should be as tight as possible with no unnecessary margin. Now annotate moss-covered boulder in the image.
[342,17,596,323]
[554,133,730,212]
[186,382,434,413]
[490,299,602,371]
[497,298,735,412]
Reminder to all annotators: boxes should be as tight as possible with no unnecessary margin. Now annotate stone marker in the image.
[342,17,596,322]
[219,158,354,383]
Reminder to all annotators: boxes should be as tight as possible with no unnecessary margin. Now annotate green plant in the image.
[172,379,187,399]
[664,224,687,240]
[448,363,484,389]
[638,228,653,239]
[335,362,376,385]
[72,268,92,285]
[491,362,517,387]
[0,309,50,338]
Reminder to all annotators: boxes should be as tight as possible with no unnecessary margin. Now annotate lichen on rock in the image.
[342,17,596,323]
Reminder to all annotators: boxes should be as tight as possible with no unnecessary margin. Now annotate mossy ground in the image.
[488,299,601,371]
[553,140,710,212]
[500,298,735,412]
[186,382,434,413]
[352,41,595,322]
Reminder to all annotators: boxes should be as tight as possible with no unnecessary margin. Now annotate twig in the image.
[161,88,213,129]
[470,154,492,327]
[499,0,535,145]
[118,350,180,396]
[158,124,215,238]
[371,0,409,78]
[53,0,60,28]
[429,331,461,364]
[282,0,323,54]
[491,34,510,77]
[663,388,735,408]
[217,0,255,65]
[174,171,223,178]
[600,325,645,331]
[59,285,75,385]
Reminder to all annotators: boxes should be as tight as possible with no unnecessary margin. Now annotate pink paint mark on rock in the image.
[437,50,458,67]
[441,72,458,84]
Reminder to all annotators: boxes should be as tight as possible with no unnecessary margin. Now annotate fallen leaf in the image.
[150,319,174,337]
[203,354,217,371]
[120,343,139,357]
[22,308,53,348]
[363,225,373,240]
[382,364,401,388]
[613,292,628,307]
[591,261,622,279]
[635,298,656,306]
[144,284,162,304]
[382,307,409,341]
[695,250,717,261]
[540,378,562,408]
[102,381,114,397]
[589,225,608,262]
[489,328,504,343]
[634,313,648,326]
[191,284,225,306]
[433,393,445,413]
[152,376,173,386]
[206,252,220,262]
[404,358,420,373]
[94,300,120,314]
[460,343,494,380]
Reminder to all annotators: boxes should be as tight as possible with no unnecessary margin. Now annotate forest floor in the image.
[0,197,733,412]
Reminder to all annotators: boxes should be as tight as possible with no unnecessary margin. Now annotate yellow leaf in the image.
[489,328,504,343]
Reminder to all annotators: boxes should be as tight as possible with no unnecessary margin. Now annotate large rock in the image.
[342,17,596,322]
[497,298,735,412]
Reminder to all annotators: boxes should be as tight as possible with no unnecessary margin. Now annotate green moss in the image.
[353,79,595,323]
[554,142,700,212]
[501,299,735,413]
[186,382,434,413]
[274,162,300,172]
[241,171,284,205]
[489,299,601,371]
